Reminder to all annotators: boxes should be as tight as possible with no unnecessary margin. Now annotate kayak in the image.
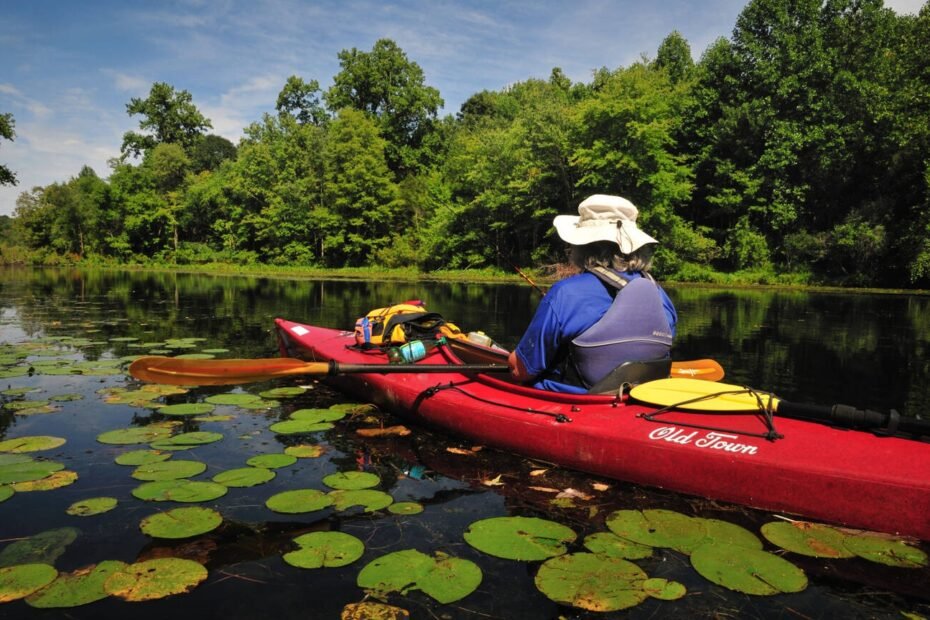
[274,318,930,540]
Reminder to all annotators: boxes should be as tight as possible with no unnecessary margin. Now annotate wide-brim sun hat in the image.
[553,194,658,254]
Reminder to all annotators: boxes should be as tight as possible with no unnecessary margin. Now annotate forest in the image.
[1,0,929,288]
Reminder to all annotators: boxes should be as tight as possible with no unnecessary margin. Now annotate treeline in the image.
[3,0,930,288]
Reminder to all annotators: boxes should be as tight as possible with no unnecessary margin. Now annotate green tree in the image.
[325,39,444,176]
[654,31,694,84]
[0,112,16,186]
[189,134,237,173]
[121,82,212,159]
[277,75,328,125]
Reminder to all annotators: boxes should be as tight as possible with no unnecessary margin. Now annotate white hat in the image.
[553,195,658,254]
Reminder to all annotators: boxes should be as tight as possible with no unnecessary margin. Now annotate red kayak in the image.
[274,318,930,540]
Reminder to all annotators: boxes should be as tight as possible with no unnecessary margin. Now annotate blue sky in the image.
[0,0,924,216]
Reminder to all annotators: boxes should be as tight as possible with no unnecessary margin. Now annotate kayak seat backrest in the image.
[587,359,672,395]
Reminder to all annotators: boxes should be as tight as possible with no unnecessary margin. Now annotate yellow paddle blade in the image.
[669,359,725,382]
[129,356,330,386]
[630,377,781,412]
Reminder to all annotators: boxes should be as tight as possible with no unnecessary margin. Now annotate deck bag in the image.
[354,301,460,348]
[570,269,673,389]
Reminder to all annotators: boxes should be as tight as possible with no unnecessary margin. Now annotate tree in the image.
[276,76,328,125]
[121,82,212,159]
[189,134,237,173]
[325,39,444,176]
[654,31,694,84]
[0,112,16,186]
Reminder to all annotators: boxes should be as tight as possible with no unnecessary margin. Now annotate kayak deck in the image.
[275,318,930,540]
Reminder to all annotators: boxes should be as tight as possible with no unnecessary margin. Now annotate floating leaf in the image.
[357,549,481,604]
[66,497,118,517]
[269,419,334,435]
[132,480,228,503]
[606,509,706,553]
[174,353,216,360]
[0,458,65,484]
[0,486,12,502]
[323,471,380,490]
[158,403,215,417]
[25,561,128,608]
[266,489,334,514]
[690,543,807,595]
[246,453,297,469]
[284,444,325,458]
[49,393,83,402]
[104,558,208,601]
[150,431,223,451]
[205,393,264,406]
[115,450,171,466]
[0,564,59,603]
[290,408,346,423]
[534,552,648,612]
[329,489,394,512]
[259,386,306,399]
[212,467,275,487]
[341,602,409,620]
[641,577,687,601]
[693,518,762,552]
[97,426,173,445]
[4,399,51,411]
[388,502,424,515]
[283,531,365,569]
[140,506,223,539]
[0,528,79,567]
[131,460,206,481]
[842,532,928,568]
[760,521,855,558]
[464,516,576,561]
[582,532,653,560]
[0,436,66,453]
[356,425,411,438]
[11,470,78,492]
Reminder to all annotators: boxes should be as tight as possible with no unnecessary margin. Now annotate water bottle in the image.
[387,338,445,364]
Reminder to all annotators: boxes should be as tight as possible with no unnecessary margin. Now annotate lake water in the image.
[0,267,928,619]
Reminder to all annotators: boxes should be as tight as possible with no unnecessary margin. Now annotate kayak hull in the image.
[275,318,930,540]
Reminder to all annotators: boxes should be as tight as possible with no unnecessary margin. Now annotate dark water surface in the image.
[0,267,928,619]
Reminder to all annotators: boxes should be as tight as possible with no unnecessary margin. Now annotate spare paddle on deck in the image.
[129,356,724,387]
[630,377,929,438]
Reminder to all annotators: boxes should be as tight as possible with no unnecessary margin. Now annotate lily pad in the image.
[97,426,174,445]
[66,497,118,517]
[842,532,928,568]
[290,408,346,423]
[132,480,228,503]
[115,450,171,466]
[0,486,12,502]
[357,549,481,604]
[388,502,424,516]
[259,386,306,399]
[285,444,326,458]
[0,436,66,453]
[641,577,687,601]
[11,470,78,491]
[131,460,207,481]
[49,393,84,402]
[341,602,409,619]
[205,393,264,406]
[103,558,208,601]
[266,489,334,514]
[534,552,649,612]
[464,516,576,561]
[283,531,365,569]
[606,509,706,553]
[140,506,223,539]
[246,453,297,469]
[0,528,79,567]
[158,403,215,417]
[212,467,275,487]
[0,564,59,603]
[329,489,394,512]
[149,431,223,451]
[582,532,653,560]
[690,542,808,595]
[760,521,855,558]
[24,561,128,608]
[322,471,380,490]
[269,419,334,435]
[0,458,65,484]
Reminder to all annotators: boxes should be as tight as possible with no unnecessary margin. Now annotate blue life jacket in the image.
[568,267,674,388]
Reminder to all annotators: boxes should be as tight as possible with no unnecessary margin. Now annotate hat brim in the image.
[553,215,657,254]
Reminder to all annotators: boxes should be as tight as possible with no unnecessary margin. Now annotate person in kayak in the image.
[507,194,677,393]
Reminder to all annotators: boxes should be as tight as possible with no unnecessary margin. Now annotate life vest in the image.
[568,267,673,388]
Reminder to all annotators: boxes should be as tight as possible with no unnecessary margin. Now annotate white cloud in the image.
[884,0,924,14]
[0,83,52,119]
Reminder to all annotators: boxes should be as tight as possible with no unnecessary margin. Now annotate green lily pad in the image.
[284,444,326,458]
[66,497,118,516]
[690,543,808,595]
[464,516,576,561]
[693,518,763,552]
[131,460,207,481]
[204,393,263,406]
[0,528,79,567]
[0,564,59,603]
[132,480,228,503]
[97,426,174,445]
[760,521,855,558]
[25,560,128,608]
[842,532,928,568]
[200,348,229,354]
[13,405,59,416]
[357,549,481,604]
[48,393,83,402]
[149,431,223,451]
[103,558,208,601]
[0,436,66,453]
[1,387,38,396]
[0,486,12,502]
[269,419,334,435]
[212,467,275,487]
[115,450,171,466]
[535,552,649,611]
[283,531,365,569]
[266,489,334,514]
[174,353,216,360]
[259,386,306,399]
[582,532,653,560]
[4,399,51,411]
[109,337,139,342]
[237,398,280,410]
[140,506,223,539]
[641,577,687,601]
[329,489,394,512]
[158,403,215,417]
[0,367,30,378]
[0,458,65,484]
[246,453,297,469]
[388,502,424,515]
[290,408,346,423]
[323,471,380,490]
[606,509,706,553]
[12,470,78,492]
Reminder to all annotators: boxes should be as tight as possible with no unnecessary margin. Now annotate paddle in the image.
[630,377,930,437]
[129,356,724,387]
